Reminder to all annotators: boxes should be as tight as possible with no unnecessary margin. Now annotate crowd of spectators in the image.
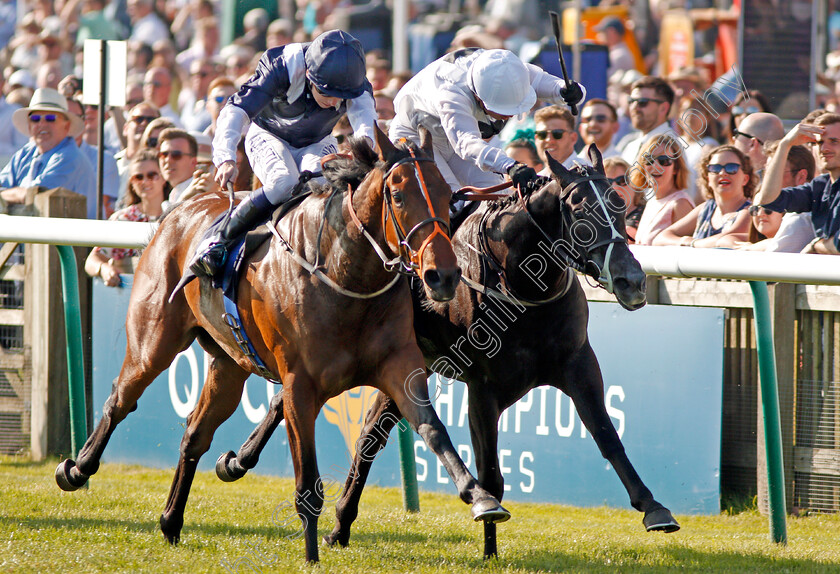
[0,0,838,294]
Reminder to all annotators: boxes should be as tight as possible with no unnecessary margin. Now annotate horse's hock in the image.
[0,188,90,458]
[582,277,840,515]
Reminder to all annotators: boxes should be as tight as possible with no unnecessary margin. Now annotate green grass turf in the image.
[2,456,839,573]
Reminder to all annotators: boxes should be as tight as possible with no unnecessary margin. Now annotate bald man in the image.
[732,112,785,178]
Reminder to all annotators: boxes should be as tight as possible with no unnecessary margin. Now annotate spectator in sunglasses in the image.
[603,157,644,242]
[140,117,175,150]
[578,98,620,160]
[534,105,582,174]
[654,145,755,247]
[631,135,694,245]
[331,114,353,154]
[85,149,170,286]
[731,112,784,180]
[0,88,96,216]
[754,113,840,255]
[618,76,675,165]
[158,128,212,207]
[204,77,237,141]
[718,143,816,252]
[727,89,771,138]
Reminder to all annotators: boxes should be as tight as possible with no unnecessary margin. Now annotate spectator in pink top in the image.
[631,134,695,245]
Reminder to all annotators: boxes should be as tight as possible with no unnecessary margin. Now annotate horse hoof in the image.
[644,507,680,533]
[160,514,182,545]
[472,498,511,524]
[323,529,349,548]
[215,451,246,482]
[55,459,88,491]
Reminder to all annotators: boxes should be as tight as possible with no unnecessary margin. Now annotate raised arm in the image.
[652,203,704,246]
[754,122,821,206]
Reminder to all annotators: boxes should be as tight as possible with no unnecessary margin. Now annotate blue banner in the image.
[93,278,723,514]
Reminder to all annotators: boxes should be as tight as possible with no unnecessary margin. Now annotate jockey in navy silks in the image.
[190,29,378,279]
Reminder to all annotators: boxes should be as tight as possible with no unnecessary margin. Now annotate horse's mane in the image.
[311,135,422,196]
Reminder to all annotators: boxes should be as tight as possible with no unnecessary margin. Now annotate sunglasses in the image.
[732,129,763,145]
[146,136,159,148]
[608,175,628,186]
[213,95,228,104]
[732,105,760,116]
[131,171,160,182]
[158,150,195,161]
[629,97,665,108]
[535,129,567,140]
[748,205,778,216]
[334,134,350,144]
[707,162,742,174]
[131,115,157,125]
[580,114,611,123]
[643,155,674,167]
[29,113,59,123]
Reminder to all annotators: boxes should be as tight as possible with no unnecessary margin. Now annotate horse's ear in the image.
[418,125,434,157]
[375,123,397,162]
[586,143,605,174]
[545,151,574,185]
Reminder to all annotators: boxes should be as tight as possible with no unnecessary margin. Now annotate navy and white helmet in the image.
[304,29,367,99]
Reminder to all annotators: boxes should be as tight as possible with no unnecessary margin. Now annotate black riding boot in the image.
[189,190,274,278]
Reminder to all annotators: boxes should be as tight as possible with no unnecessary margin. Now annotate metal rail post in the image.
[55,245,87,457]
[749,280,787,544]
[397,418,420,512]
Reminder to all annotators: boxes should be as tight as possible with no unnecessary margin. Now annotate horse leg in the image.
[562,342,680,533]
[216,388,284,482]
[159,349,249,543]
[466,391,504,558]
[379,348,510,524]
[56,293,196,491]
[324,392,402,548]
[282,372,324,563]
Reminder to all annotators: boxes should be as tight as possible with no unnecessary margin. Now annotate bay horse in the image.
[54,127,511,563]
[214,144,680,559]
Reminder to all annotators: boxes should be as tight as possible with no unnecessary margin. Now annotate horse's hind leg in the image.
[159,347,249,544]
[379,348,510,524]
[324,392,403,548]
[56,287,196,491]
[466,391,504,558]
[562,342,679,533]
[216,388,284,482]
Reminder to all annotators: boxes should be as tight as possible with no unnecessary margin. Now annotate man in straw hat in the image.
[0,87,95,216]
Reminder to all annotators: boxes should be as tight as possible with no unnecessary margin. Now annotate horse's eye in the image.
[570,192,585,205]
[392,191,404,206]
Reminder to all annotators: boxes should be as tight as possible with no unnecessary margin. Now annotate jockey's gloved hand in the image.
[559,81,585,108]
[507,162,538,191]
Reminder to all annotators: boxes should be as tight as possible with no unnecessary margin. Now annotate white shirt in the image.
[764,212,815,253]
[618,121,672,165]
[130,12,170,46]
[390,49,585,176]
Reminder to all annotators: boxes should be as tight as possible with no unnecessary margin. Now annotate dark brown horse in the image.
[214,145,680,559]
[54,127,511,563]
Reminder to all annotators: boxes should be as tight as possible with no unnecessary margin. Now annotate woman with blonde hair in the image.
[654,144,756,247]
[631,134,695,245]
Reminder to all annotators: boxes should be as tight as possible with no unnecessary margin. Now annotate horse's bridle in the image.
[348,147,452,275]
[476,170,625,300]
[546,172,626,293]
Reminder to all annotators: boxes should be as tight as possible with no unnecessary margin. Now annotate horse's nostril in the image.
[424,268,441,288]
[613,277,630,293]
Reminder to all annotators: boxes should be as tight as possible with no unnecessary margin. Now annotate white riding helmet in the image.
[468,49,537,117]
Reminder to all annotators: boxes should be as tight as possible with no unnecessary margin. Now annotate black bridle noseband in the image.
[470,169,625,304]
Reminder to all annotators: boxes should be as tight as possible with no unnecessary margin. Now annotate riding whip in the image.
[549,11,578,116]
